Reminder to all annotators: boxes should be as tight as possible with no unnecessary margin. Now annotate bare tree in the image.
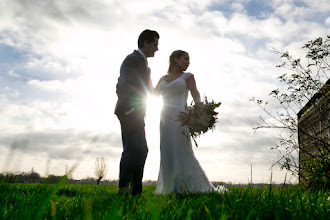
[95,157,107,185]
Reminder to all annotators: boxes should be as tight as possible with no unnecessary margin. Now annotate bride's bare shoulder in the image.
[158,75,167,82]
[184,72,194,79]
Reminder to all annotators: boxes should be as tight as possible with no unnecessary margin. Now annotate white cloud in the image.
[2,87,20,98]
[28,79,65,92]
[325,17,330,26]
[271,0,330,21]
[8,70,21,78]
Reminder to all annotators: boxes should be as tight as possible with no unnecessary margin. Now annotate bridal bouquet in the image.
[177,96,221,147]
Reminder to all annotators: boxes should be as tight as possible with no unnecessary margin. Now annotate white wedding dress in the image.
[154,72,226,195]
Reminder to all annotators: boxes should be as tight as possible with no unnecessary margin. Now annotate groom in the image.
[115,29,159,195]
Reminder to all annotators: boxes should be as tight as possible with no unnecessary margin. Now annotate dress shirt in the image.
[137,48,148,68]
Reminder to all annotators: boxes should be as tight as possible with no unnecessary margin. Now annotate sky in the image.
[0,0,329,184]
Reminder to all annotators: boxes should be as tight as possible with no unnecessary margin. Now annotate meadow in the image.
[1,182,329,219]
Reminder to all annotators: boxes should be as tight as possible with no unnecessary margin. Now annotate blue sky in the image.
[0,0,329,183]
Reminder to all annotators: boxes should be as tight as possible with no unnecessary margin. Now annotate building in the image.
[297,79,329,183]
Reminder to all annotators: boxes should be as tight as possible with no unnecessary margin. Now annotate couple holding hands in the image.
[115,29,226,195]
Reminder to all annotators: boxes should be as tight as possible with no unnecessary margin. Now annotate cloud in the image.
[0,86,20,99]
[0,130,122,160]
[28,79,65,92]
[325,17,330,25]
[8,71,21,78]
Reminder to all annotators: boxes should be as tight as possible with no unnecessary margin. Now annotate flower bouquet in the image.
[177,96,221,147]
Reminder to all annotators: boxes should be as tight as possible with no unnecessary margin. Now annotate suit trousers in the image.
[117,113,148,195]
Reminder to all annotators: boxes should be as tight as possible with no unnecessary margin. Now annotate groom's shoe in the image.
[117,186,131,195]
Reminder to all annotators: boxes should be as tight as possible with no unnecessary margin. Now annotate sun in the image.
[145,95,163,144]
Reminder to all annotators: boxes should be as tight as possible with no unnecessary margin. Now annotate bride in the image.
[154,50,226,194]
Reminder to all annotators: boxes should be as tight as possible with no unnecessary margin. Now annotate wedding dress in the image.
[154,72,226,194]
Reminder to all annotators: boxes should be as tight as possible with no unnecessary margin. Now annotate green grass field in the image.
[1,182,329,219]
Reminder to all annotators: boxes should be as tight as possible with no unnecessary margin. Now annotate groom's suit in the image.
[115,50,152,195]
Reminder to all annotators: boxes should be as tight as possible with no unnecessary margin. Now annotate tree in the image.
[29,167,41,183]
[94,157,107,185]
[251,36,329,188]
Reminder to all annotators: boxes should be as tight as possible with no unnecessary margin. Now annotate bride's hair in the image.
[167,50,188,74]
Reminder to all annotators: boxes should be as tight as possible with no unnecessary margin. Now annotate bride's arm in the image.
[187,74,201,103]
[153,75,166,96]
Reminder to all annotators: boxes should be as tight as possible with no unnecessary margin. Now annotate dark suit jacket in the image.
[115,50,152,116]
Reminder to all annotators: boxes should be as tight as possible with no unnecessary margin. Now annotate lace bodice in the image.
[158,72,192,121]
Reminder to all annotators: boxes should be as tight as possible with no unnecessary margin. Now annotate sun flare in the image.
[145,95,163,144]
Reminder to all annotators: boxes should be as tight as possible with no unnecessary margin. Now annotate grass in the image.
[0,182,329,219]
